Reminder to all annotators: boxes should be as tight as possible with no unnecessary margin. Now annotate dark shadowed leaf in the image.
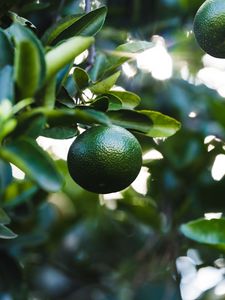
[107,109,152,132]
[73,67,90,90]
[13,113,46,139]
[0,208,10,225]
[0,159,12,191]
[2,180,38,208]
[0,66,14,103]
[0,29,14,68]
[41,126,78,139]
[42,7,107,45]
[91,97,109,111]
[93,94,123,111]
[0,224,17,239]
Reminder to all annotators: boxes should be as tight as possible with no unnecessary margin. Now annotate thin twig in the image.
[84,0,96,70]
[55,0,66,21]
[85,0,92,13]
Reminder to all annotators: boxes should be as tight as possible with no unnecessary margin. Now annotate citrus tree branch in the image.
[85,0,92,13]
[85,0,96,68]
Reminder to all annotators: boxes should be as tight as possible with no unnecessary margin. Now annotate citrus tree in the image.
[1,0,225,299]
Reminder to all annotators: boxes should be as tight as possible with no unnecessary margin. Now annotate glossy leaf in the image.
[41,126,78,139]
[93,94,123,111]
[139,110,181,138]
[56,86,76,108]
[45,36,94,81]
[106,41,153,73]
[14,113,46,138]
[105,94,123,111]
[42,7,107,45]
[0,65,14,103]
[14,39,41,99]
[0,138,63,192]
[107,109,152,132]
[0,29,14,68]
[108,90,141,109]
[73,67,89,90]
[9,23,46,92]
[181,218,225,250]
[19,107,110,128]
[44,107,111,126]
[89,71,121,94]
[56,62,74,93]
[89,52,108,81]
[0,224,17,239]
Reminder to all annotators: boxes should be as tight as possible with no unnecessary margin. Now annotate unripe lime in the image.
[193,0,225,58]
[67,125,142,194]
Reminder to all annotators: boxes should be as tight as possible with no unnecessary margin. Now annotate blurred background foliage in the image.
[2,0,225,299]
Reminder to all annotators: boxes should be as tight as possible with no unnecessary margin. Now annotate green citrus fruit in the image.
[67,125,142,194]
[193,0,225,58]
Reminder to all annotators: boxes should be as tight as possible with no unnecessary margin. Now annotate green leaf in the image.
[9,23,46,97]
[180,218,225,251]
[42,7,107,45]
[11,111,46,139]
[0,66,14,103]
[139,110,181,138]
[41,126,78,139]
[45,36,94,81]
[42,76,57,108]
[120,189,160,229]
[56,86,76,108]
[19,107,111,128]
[89,52,108,81]
[20,2,50,14]
[93,94,123,111]
[108,90,141,109]
[91,97,109,111]
[0,224,17,239]
[106,41,153,74]
[0,208,10,225]
[89,71,121,94]
[0,29,14,68]
[56,62,74,93]
[14,40,41,99]
[8,11,36,29]
[0,119,17,142]
[73,67,90,90]
[105,94,123,111]
[107,109,152,132]
[0,160,12,191]
[2,180,38,208]
[22,114,46,138]
[44,107,111,126]
[0,138,63,192]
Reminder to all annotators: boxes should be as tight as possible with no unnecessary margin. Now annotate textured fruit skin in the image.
[193,0,225,58]
[67,125,142,194]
